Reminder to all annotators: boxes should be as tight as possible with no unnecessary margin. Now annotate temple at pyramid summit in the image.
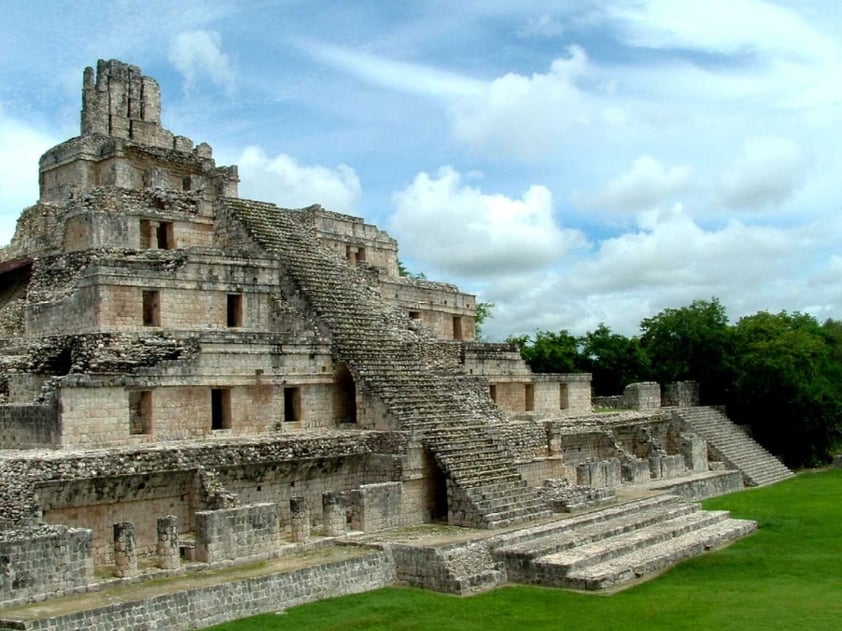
[0,60,793,627]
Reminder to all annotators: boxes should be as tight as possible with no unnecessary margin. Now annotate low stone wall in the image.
[651,471,744,501]
[195,503,279,564]
[391,540,504,595]
[662,381,699,408]
[0,405,60,449]
[0,551,394,631]
[0,526,93,608]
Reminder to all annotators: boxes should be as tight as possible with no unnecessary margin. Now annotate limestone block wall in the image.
[623,382,662,410]
[491,381,532,413]
[0,526,94,607]
[297,205,399,274]
[350,482,402,531]
[26,284,99,336]
[463,343,532,376]
[216,455,396,527]
[559,377,592,415]
[1,551,394,631]
[0,404,60,449]
[194,503,280,564]
[38,471,195,565]
[495,421,549,462]
[380,277,476,340]
[59,385,133,446]
[97,285,273,331]
[663,381,700,407]
[555,429,618,477]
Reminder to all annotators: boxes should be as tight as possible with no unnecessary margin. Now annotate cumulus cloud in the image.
[389,166,586,277]
[236,146,361,212]
[169,30,235,94]
[479,204,814,340]
[0,107,57,244]
[720,136,806,210]
[574,155,694,212]
[450,46,608,159]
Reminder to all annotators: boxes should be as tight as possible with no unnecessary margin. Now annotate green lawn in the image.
[206,469,842,631]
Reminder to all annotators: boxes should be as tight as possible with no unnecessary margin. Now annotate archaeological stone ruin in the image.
[0,60,794,630]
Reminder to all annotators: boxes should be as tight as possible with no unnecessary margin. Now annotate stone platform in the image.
[0,484,757,630]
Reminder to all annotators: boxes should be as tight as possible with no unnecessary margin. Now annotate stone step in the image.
[492,495,684,550]
[562,518,757,590]
[536,510,729,575]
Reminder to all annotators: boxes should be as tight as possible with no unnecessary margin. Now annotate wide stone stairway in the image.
[225,199,551,528]
[675,407,794,487]
[490,494,755,591]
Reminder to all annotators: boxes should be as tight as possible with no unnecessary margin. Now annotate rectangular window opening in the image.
[357,247,366,262]
[211,388,232,430]
[142,290,160,327]
[156,221,174,249]
[559,384,569,410]
[408,311,420,320]
[129,390,153,435]
[489,384,497,403]
[525,383,535,412]
[227,293,243,327]
[284,386,302,423]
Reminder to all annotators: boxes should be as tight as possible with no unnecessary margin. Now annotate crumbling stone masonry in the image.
[0,60,794,620]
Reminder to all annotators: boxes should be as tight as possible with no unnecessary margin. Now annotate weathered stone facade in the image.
[0,60,794,621]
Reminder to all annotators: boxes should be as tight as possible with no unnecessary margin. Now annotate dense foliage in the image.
[507,299,842,467]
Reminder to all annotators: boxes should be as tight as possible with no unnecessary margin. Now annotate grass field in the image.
[205,469,842,631]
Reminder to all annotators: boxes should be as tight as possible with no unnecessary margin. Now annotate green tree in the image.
[729,311,841,466]
[474,301,495,341]
[507,330,584,373]
[581,324,652,396]
[397,260,426,280]
[639,298,732,403]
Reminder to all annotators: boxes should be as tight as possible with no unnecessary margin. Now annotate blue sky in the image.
[2,1,841,339]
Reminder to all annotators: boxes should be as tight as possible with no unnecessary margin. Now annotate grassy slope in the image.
[205,470,842,631]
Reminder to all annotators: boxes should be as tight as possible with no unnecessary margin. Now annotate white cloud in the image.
[299,41,483,100]
[169,30,235,94]
[236,146,361,212]
[575,155,694,212]
[720,136,806,210]
[479,204,822,339]
[389,166,586,277]
[606,0,839,62]
[451,46,606,159]
[0,106,57,245]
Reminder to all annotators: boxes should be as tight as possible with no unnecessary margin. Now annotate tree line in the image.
[506,299,842,468]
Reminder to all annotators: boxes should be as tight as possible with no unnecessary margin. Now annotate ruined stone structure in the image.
[0,61,794,628]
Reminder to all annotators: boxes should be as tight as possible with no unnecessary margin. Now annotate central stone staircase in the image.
[674,407,794,487]
[225,199,551,528]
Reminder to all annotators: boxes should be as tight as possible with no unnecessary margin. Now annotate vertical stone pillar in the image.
[156,515,180,570]
[290,496,310,543]
[322,492,346,537]
[113,522,138,578]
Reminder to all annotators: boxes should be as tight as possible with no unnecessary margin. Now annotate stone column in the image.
[113,522,138,578]
[322,492,346,537]
[290,496,310,543]
[156,515,180,570]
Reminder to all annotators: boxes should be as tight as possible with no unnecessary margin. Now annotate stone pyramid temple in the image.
[0,60,794,628]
